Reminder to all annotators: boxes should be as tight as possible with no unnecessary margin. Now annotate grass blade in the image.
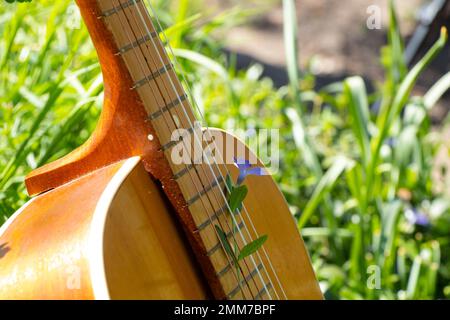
[344,77,371,167]
[286,107,322,177]
[367,27,448,200]
[283,0,300,96]
[298,156,351,229]
[424,71,450,110]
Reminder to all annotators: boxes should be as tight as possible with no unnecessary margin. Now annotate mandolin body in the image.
[0,130,321,300]
[0,0,322,300]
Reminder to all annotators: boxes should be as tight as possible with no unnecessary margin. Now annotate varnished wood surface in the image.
[25,0,161,196]
[9,0,323,299]
[0,158,210,299]
[24,0,225,298]
[103,160,209,299]
[208,130,322,299]
[0,131,322,299]
[0,160,125,299]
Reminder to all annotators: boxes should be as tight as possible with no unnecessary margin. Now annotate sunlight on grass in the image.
[0,0,449,299]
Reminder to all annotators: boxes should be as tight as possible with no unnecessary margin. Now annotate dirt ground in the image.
[206,0,449,192]
[209,0,449,121]
[224,0,421,77]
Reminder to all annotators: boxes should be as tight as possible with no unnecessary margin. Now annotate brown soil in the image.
[206,0,450,193]
[210,0,449,121]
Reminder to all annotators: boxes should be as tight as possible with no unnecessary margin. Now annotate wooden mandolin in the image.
[0,0,322,300]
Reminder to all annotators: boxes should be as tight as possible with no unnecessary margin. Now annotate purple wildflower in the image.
[234,158,266,185]
[386,137,396,148]
[405,208,430,227]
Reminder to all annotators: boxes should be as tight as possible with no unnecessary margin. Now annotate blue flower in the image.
[386,137,396,148]
[234,158,266,185]
[405,208,430,227]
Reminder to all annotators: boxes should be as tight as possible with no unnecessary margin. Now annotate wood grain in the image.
[103,160,209,299]
[204,129,323,299]
[25,0,159,196]
[0,158,210,299]
[0,160,125,299]
[11,0,323,300]
[24,0,227,299]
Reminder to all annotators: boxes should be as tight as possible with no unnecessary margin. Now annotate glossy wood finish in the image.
[103,159,208,299]
[5,0,323,299]
[0,158,209,299]
[0,160,125,299]
[25,0,162,196]
[24,0,225,298]
[0,131,321,299]
[207,130,322,299]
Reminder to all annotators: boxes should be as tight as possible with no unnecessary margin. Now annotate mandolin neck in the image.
[93,1,278,300]
[22,0,321,301]
[96,0,198,146]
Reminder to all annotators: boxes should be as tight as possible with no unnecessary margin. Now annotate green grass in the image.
[1,0,449,299]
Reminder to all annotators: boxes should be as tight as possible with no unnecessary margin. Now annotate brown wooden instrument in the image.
[0,0,322,300]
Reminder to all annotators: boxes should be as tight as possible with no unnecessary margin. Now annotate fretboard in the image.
[96,0,276,300]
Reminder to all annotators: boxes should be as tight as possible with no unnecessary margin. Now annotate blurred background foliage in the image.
[0,0,449,299]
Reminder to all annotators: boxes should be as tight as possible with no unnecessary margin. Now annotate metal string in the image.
[122,0,264,299]
[113,0,258,299]
[107,0,285,299]
[130,1,278,299]
[111,0,253,298]
[142,0,288,300]
[145,2,289,300]
[128,0,271,299]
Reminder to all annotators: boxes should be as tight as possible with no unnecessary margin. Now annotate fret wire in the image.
[101,0,141,18]
[130,0,272,299]
[227,263,266,299]
[172,147,208,180]
[140,2,279,298]
[173,162,195,180]
[206,221,245,256]
[111,0,278,300]
[160,124,195,152]
[131,63,173,90]
[217,262,233,278]
[197,203,228,231]
[109,0,237,283]
[113,0,253,297]
[218,261,263,279]
[117,31,158,54]
[143,0,285,300]
[148,93,188,120]
[186,176,224,206]
[254,283,274,300]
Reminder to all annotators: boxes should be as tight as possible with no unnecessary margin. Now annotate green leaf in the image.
[380,27,447,136]
[283,0,300,93]
[427,241,441,298]
[424,71,450,110]
[238,235,268,261]
[377,201,402,270]
[228,185,248,213]
[301,228,353,238]
[406,256,422,299]
[394,126,418,169]
[286,108,322,177]
[367,27,448,200]
[387,0,407,83]
[344,77,371,167]
[173,48,228,80]
[225,174,234,194]
[298,156,351,229]
[214,225,237,264]
[388,28,447,128]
